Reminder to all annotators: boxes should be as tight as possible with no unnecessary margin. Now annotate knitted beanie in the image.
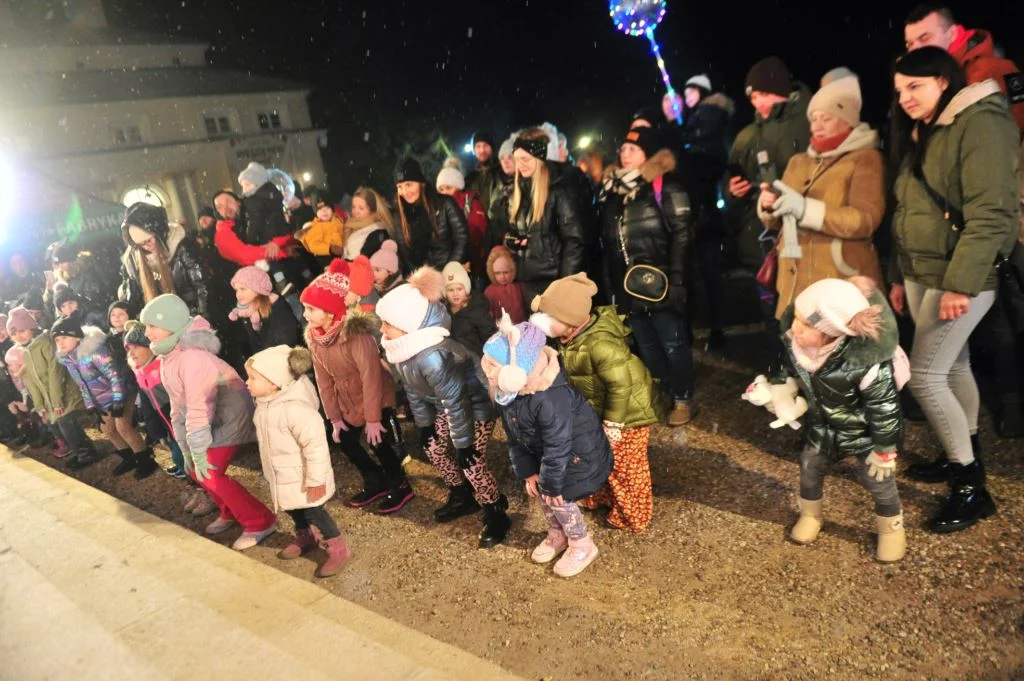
[376,266,444,333]
[623,126,661,159]
[472,131,496,150]
[6,307,38,334]
[4,344,25,370]
[238,162,270,195]
[299,259,351,318]
[795,278,870,338]
[139,294,193,355]
[108,300,130,319]
[122,320,150,348]
[436,166,465,191]
[370,239,400,275]
[53,285,79,310]
[530,273,599,328]
[685,74,712,92]
[231,266,274,297]
[482,315,548,393]
[745,56,792,97]
[247,345,312,389]
[51,314,84,340]
[498,134,516,159]
[348,255,375,297]
[395,156,427,185]
[441,261,472,295]
[807,70,862,128]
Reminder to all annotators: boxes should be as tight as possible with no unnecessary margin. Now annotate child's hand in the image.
[541,493,565,507]
[331,420,348,443]
[306,484,327,503]
[525,474,540,498]
[36,408,47,421]
[866,452,898,482]
[365,421,385,447]
[54,407,65,417]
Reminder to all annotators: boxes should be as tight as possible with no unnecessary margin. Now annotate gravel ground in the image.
[15,327,1024,681]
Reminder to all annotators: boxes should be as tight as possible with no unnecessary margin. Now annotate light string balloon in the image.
[609,0,682,123]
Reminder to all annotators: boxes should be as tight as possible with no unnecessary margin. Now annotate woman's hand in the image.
[758,183,778,210]
[264,241,281,259]
[889,283,905,316]
[524,474,539,498]
[306,484,327,503]
[729,176,752,198]
[939,291,970,321]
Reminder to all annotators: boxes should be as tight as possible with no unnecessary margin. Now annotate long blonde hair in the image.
[133,240,175,303]
[508,128,550,226]
[347,186,394,241]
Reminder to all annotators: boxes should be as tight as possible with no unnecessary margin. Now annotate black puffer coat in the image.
[599,149,694,314]
[240,297,301,355]
[507,163,587,302]
[500,347,613,500]
[242,182,291,243]
[118,203,209,317]
[397,192,470,273]
[448,292,496,354]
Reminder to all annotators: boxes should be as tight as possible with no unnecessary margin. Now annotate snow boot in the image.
[111,449,136,476]
[345,470,387,508]
[316,536,352,578]
[929,461,997,534]
[553,535,599,578]
[790,497,823,544]
[377,480,415,515]
[67,447,102,471]
[875,513,906,563]
[132,448,158,480]
[531,528,568,564]
[478,495,511,549]
[433,483,480,523]
[278,528,320,560]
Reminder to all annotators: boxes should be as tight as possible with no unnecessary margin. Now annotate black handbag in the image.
[616,180,670,304]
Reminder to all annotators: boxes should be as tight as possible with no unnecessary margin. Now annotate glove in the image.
[602,420,624,447]
[667,284,687,312]
[191,449,219,482]
[331,419,348,444]
[456,447,481,469]
[769,180,806,220]
[183,451,195,476]
[420,425,437,449]
[110,402,124,418]
[866,452,898,482]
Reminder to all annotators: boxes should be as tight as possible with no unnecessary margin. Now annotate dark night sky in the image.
[105,0,1021,191]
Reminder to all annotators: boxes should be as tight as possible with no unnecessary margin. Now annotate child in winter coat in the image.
[376,266,511,548]
[296,193,344,269]
[530,273,660,533]
[52,315,157,479]
[442,261,496,353]
[229,265,301,356]
[2,344,53,449]
[765,277,909,562]
[140,294,277,551]
[436,158,489,278]
[481,314,613,577]
[245,345,351,578]
[483,246,527,324]
[107,301,131,369]
[7,307,97,468]
[300,261,414,513]
[346,255,381,313]
[370,240,404,296]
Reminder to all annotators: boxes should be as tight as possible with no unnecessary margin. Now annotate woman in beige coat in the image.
[758,68,886,318]
[246,345,349,579]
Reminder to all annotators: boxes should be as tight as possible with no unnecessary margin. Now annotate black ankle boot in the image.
[433,483,480,523]
[111,449,137,476]
[478,495,511,549]
[346,470,387,508]
[905,456,951,483]
[132,448,158,480]
[929,460,997,534]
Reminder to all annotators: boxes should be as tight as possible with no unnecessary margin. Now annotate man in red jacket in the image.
[904,3,1024,133]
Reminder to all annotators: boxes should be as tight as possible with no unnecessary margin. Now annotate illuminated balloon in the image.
[267,168,295,204]
[608,0,681,124]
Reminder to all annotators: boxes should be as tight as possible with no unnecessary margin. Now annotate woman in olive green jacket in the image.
[529,273,661,533]
[888,48,1019,534]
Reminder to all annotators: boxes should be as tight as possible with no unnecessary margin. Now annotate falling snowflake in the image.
[467,27,473,38]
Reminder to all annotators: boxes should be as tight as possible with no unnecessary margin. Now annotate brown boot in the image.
[277,528,319,560]
[667,400,696,426]
[316,536,352,578]
[875,514,906,563]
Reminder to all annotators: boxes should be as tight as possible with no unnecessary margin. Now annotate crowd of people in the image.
[0,3,1021,577]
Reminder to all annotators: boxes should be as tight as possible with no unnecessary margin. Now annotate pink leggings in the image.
[190,445,276,532]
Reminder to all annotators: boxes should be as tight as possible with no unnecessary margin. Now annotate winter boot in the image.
[929,460,998,534]
[478,495,511,549]
[433,483,481,523]
[377,480,415,515]
[190,491,218,516]
[52,438,72,459]
[790,497,823,544]
[278,528,320,560]
[7,426,30,447]
[30,422,54,448]
[111,449,137,476]
[667,400,696,427]
[531,528,568,564]
[875,513,906,562]
[132,448,158,480]
[316,536,352,578]
[996,393,1024,439]
[345,470,388,508]
[553,535,599,578]
[67,447,102,471]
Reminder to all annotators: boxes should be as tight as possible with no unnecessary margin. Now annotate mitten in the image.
[602,420,624,447]
[456,447,481,469]
[866,452,898,482]
[770,180,806,220]
[191,449,219,481]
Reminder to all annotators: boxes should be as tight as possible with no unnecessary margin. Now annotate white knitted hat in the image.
[807,71,862,128]
[247,345,311,389]
[795,279,870,338]
[375,267,444,334]
[436,166,465,191]
[685,74,712,91]
[442,261,471,295]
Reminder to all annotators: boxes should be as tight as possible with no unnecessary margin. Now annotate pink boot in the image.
[553,535,599,578]
[531,529,568,564]
[278,528,320,560]
[52,439,71,459]
[315,536,351,578]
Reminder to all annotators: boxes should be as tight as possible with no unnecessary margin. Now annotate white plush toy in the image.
[741,374,808,430]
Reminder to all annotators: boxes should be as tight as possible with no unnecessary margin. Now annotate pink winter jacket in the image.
[159,316,256,456]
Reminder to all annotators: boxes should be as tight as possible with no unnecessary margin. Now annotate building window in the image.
[257,110,282,130]
[111,125,143,146]
[203,115,232,137]
[122,186,166,208]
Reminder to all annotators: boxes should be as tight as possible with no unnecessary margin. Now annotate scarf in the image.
[600,167,645,203]
[809,129,852,154]
[380,326,450,364]
[229,303,264,331]
[309,318,344,348]
[790,334,843,374]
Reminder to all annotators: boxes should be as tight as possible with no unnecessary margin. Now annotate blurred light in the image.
[0,156,14,246]
[716,198,726,209]
[463,142,473,153]
[577,135,593,149]
[122,186,164,207]
[302,171,313,183]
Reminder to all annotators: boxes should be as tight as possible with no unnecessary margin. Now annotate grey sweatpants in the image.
[799,445,902,517]
[904,281,995,465]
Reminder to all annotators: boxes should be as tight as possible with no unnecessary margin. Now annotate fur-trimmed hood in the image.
[343,308,382,338]
[639,148,676,183]
[176,316,221,355]
[518,346,562,395]
[76,326,109,360]
[486,245,517,285]
[701,92,736,118]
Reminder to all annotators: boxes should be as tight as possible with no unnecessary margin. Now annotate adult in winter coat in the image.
[140,294,277,550]
[505,128,586,303]
[437,159,490,280]
[725,57,811,270]
[465,131,502,214]
[441,262,496,354]
[757,70,886,318]
[342,187,393,261]
[119,202,209,317]
[887,48,1020,533]
[48,242,111,328]
[599,127,696,426]
[393,157,469,273]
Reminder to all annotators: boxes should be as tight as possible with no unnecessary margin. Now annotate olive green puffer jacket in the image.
[775,289,903,460]
[557,306,662,428]
[892,81,1020,295]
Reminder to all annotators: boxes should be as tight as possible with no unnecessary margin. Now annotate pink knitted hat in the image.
[231,266,274,297]
[370,239,400,274]
[6,307,39,335]
[795,279,870,337]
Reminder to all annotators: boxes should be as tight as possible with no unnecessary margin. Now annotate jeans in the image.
[628,308,694,401]
[169,438,185,471]
[286,506,341,540]
[905,281,995,464]
[799,445,901,517]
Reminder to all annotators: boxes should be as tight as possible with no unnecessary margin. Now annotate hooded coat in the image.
[253,374,336,512]
[119,216,209,317]
[483,247,527,323]
[500,346,614,500]
[952,28,1024,132]
[57,328,133,411]
[22,331,85,423]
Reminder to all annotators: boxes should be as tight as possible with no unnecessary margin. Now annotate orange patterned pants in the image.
[579,425,653,533]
